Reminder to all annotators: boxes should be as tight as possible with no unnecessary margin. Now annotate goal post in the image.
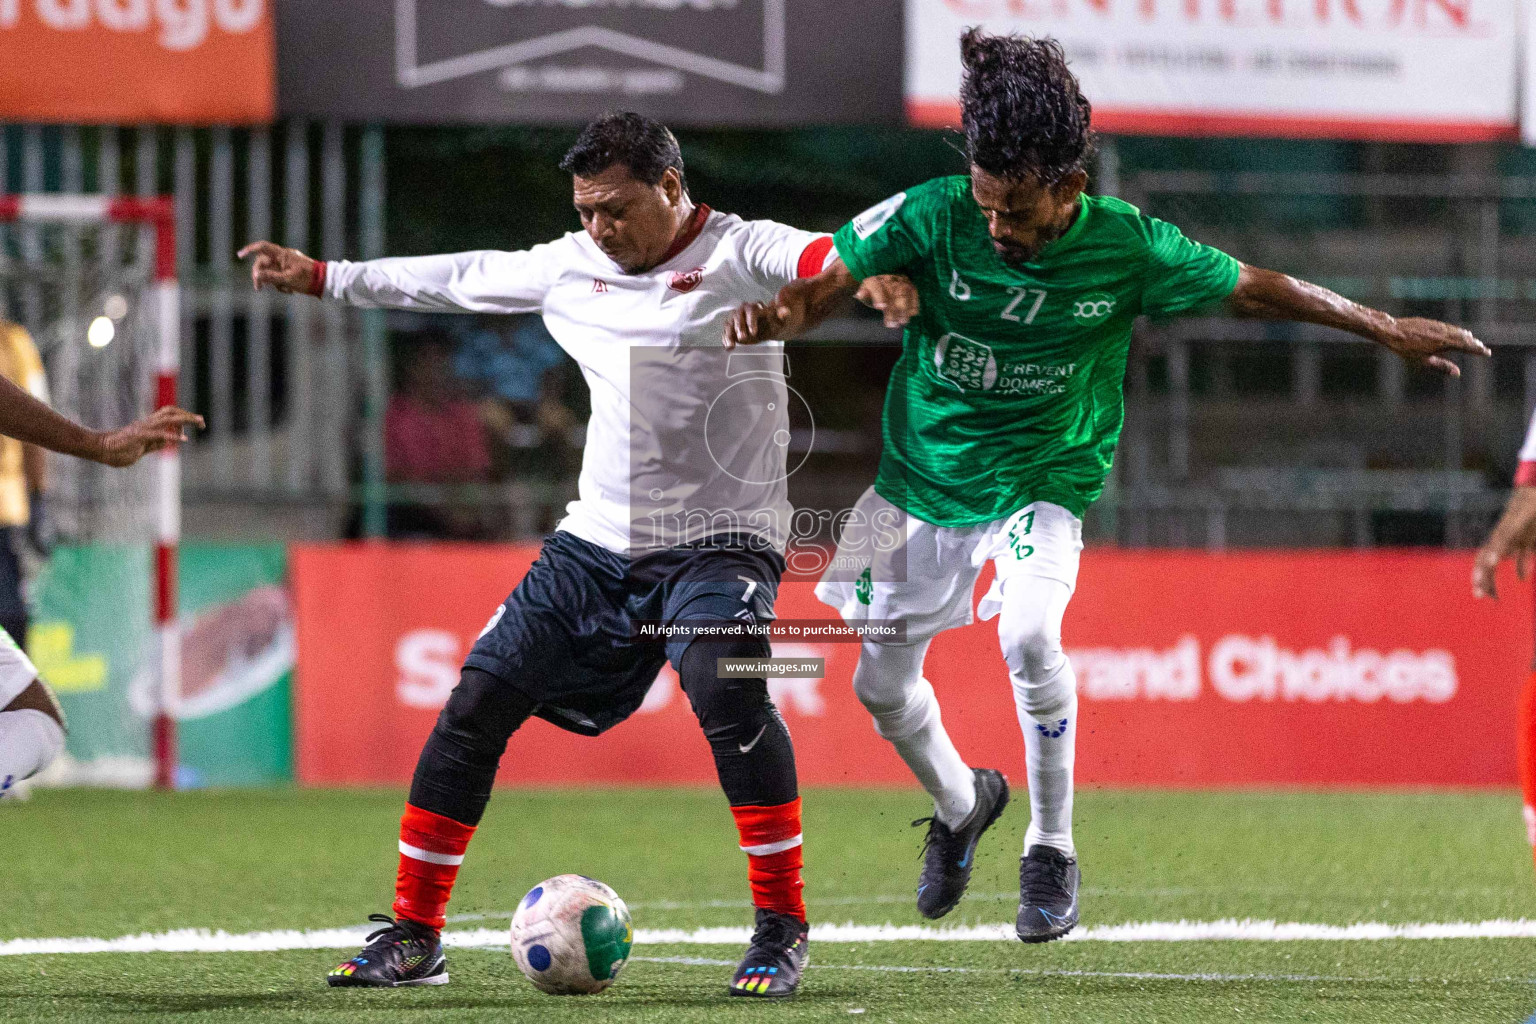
[0,193,181,790]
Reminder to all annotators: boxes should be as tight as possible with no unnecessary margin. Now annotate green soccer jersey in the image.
[833,175,1240,526]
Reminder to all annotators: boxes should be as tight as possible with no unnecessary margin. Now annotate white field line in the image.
[634,955,1385,984]
[8,919,1536,956]
[446,884,1521,919]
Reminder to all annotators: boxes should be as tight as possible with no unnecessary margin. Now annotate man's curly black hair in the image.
[959,28,1094,185]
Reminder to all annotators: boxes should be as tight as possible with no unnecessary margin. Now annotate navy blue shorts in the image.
[464,530,783,736]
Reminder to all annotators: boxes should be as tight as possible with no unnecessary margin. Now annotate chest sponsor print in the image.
[934,333,997,391]
[1071,292,1116,325]
[934,332,1077,395]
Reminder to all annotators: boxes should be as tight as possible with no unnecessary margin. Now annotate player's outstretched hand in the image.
[1381,318,1490,377]
[238,241,321,296]
[94,406,204,468]
[1473,486,1536,599]
[856,275,919,328]
[1472,544,1529,600]
[724,300,797,349]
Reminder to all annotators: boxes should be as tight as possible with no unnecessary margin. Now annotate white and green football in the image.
[509,874,633,995]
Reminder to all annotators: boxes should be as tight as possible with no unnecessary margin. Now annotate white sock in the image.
[0,708,65,793]
[853,638,976,828]
[1015,676,1077,857]
[999,579,1077,858]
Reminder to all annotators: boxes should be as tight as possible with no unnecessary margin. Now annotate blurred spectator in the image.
[385,328,492,539]
[454,314,566,407]
[449,316,581,534]
[452,315,580,483]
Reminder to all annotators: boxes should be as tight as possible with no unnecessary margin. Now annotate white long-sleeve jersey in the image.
[325,206,835,555]
[1519,406,1536,486]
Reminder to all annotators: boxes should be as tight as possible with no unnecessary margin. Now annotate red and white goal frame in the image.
[0,194,181,790]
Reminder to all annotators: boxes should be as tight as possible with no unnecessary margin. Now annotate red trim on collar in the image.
[656,203,710,267]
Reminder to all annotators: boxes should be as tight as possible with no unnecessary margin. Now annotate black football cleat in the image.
[728,909,809,998]
[1015,844,1081,943]
[913,768,1011,920]
[327,914,448,988]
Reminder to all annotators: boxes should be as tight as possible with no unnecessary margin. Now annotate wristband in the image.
[307,260,328,298]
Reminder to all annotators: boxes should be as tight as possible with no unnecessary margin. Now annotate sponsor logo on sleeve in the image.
[852,193,907,240]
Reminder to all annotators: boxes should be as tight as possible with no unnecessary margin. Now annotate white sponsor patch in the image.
[851,193,906,240]
[9,919,1536,956]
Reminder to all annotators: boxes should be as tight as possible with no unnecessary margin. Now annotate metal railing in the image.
[0,122,382,512]
[1100,152,1536,548]
[4,127,1532,547]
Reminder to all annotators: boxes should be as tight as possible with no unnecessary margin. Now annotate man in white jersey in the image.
[1474,411,1536,600]
[241,112,908,999]
[0,378,201,799]
[1473,405,1536,874]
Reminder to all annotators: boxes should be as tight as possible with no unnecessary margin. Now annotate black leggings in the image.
[408,639,798,826]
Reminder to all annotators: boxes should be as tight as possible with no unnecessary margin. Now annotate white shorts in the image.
[815,487,1083,643]
[0,626,38,708]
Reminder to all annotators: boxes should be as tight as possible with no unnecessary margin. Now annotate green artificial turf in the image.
[4,787,1536,1022]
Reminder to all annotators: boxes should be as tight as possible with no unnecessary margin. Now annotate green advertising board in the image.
[30,543,293,787]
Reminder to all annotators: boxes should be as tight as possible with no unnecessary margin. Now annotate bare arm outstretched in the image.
[1226,264,1489,376]
[0,374,201,468]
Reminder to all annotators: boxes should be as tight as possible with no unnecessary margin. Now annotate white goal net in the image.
[0,194,179,788]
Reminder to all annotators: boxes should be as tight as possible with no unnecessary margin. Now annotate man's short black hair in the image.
[959,28,1093,185]
[559,112,687,190]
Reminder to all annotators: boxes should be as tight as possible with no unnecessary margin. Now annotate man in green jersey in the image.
[724,29,1488,943]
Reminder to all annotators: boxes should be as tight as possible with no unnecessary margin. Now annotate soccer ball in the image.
[510,874,633,995]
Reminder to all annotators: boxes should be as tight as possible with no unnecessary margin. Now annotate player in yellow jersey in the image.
[0,321,53,649]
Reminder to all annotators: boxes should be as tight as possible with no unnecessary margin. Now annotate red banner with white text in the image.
[293,544,1531,788]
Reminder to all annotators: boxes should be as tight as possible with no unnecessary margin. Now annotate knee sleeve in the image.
[679,638,797,807]
[408,667,536,826]
[0,708,65,788]
[1004,625,1074,721]
[1012,670,1077,724]
[998,579,1075,720]
[857,670,939,742]
[998,614,1066,682]
[852,640,938,742]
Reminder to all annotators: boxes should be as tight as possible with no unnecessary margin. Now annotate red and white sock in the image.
[1519,672,1536,870]
[731,798,806,923]
[393,803,477,932]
